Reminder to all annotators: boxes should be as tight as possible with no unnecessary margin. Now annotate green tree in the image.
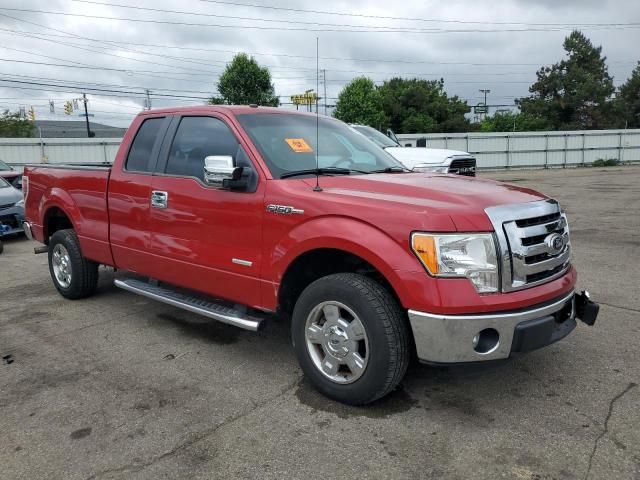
[479,111,552,132]
[209,53,279,106]
[517,31,617,130]
[333,77,387,129]
[0,110,35,138]
[378,78,471,133]
[616,62,640,128]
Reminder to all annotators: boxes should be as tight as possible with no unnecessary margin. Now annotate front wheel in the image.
[291,273,410,405]
[48,229,99,299]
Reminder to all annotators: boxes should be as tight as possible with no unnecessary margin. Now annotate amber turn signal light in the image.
[411,234,439,275]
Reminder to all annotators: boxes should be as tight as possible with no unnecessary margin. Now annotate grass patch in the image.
[592,158,620,167]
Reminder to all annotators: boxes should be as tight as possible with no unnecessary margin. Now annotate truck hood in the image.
[301,173,546,231]
[384,147,472,168]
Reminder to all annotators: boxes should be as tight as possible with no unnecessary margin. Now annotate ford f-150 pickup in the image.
[23,106,599,405]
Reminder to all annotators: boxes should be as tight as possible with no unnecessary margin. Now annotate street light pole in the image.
[479,89,491,119]
[322,69,327,116]
[82,93,94,138]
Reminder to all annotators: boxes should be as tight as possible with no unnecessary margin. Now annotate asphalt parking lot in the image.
[1,166,639,480]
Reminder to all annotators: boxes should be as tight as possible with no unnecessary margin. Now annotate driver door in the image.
[145,114,265,308]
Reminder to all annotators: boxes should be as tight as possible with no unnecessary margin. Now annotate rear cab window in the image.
[125,117,166,173]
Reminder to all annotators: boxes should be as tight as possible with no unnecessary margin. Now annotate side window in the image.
[165,116,239,180]
[125,117,165,172]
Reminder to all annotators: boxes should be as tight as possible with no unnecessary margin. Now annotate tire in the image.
[0,239,3,255]
[291,273,410,405]
[48,229,99,299]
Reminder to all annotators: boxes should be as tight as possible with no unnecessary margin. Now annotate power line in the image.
[74,0,640,32]
[0,18,222,76]
[1,25,635,68]
[194,0,640,27]
[0,57,214,77]
[0,79,212,100]
[0,73,218,96]
[3,33,631,82]
[2,7,639,34]
[2,24,636,74]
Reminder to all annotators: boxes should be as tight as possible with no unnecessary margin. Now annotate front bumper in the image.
[0,206,24,236]
[408,290,598,363]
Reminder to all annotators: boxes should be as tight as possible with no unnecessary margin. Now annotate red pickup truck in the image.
[23,106,598,404]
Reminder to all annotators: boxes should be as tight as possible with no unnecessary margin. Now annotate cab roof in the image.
[137,105,322,118]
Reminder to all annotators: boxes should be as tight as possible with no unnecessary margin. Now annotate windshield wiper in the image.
[368,166,411,174]
[280,167,353,179]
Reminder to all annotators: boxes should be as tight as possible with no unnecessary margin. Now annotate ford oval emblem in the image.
[545,233,565,255]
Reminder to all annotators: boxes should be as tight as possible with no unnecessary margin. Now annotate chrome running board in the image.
[114,278,264,332]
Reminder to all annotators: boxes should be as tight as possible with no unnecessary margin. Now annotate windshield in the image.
[0,159,11,171]
[352,125,399,148]
[0,177,9,188]
[236,114,405,179]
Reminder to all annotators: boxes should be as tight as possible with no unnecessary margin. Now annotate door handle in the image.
[151,190,168,209]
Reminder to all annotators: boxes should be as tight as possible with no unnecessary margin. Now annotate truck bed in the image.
[24,163,114,265]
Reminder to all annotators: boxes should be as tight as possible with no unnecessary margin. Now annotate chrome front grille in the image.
[485,199,571,292]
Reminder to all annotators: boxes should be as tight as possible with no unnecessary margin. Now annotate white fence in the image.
[2,129,640,171]
[397,129,640,169]
[0,138,122,167]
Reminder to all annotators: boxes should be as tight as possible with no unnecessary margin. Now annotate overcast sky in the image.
[0,0,638,128]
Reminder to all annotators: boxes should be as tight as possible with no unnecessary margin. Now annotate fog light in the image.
[473,328,500,354]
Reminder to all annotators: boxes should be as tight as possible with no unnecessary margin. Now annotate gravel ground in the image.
[1,165,638,480]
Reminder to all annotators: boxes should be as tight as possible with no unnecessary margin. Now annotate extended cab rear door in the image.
[145,114,265,308]
[108,115,171,272]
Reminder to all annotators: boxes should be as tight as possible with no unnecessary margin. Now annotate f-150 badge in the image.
[266,204,305,215]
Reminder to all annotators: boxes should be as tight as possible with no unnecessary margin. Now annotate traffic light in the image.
[64,101,73,115]
[27,106,36,121]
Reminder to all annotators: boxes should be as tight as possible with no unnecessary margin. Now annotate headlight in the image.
[412,164,449,173]
[411,233,499,293]
[14,199,24,208]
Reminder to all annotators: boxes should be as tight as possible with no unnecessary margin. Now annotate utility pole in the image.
[82,93,94,138]
[322,69,327,115]
[144,89,152,111]
[479,89,491,120]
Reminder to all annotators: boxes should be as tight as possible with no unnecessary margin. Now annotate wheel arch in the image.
[39,188,81,244]
[42,205,75,245]
[272,217,420,316]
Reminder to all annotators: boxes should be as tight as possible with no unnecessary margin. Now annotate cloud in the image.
[0,0,637,127]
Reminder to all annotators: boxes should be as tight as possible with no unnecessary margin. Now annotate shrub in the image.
[592,158,619,167]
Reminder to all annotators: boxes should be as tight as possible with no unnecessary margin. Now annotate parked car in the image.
[23,106,598,405]
[0,176,25,237]
[0,159,23,189]
[351,124,476,176]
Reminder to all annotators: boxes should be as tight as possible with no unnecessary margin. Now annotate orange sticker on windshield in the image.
[285,138,313,153]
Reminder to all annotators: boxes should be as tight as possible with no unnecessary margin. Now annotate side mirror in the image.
[204,155,243,188]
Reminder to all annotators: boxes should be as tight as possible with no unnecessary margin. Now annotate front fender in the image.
[267,215,430,309]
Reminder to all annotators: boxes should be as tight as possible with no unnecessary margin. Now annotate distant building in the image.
[33,120,127,138]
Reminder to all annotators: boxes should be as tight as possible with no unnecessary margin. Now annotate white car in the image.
[350,124,476,176]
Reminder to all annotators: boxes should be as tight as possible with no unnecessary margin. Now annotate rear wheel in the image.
[48,229,99,299]
[291,273,410,405]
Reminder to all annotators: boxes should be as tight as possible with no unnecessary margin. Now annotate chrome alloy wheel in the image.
[304,301,369,384]
[52,244,72,288]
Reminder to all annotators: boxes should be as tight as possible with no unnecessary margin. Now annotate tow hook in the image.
[575,290,599,326]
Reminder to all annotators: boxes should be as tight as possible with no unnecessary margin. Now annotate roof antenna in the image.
[313,36,322,192]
